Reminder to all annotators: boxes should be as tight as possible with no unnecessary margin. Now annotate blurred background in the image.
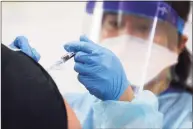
[2,2,192,93]
[2,2,86,68]
[2,2,192,66]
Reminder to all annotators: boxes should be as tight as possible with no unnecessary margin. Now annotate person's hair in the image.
[166,1,193,93]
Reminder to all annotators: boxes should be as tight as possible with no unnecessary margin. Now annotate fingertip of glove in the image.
[63,43,71,52]
[80,35,88,41]
[9,42,16,48]
[15,36,28,43]
[64,41,79,48]
[14,36,29,48]
[15,36,27,39]
[80,35,95,44]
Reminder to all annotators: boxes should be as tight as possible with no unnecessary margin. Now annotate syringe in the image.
[48,52,75,70]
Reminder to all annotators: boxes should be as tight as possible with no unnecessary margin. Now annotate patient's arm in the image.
[119,86,134,102]
[64,99,81,129]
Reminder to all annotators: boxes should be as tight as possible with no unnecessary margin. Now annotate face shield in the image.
[83,1,185,93]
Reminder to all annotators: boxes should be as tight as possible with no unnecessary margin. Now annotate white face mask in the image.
[100,35,178,90]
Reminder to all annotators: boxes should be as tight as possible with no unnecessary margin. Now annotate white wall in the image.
[2,2,88,93]
[2,2,86,68]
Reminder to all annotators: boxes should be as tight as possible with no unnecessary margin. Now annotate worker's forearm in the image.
[119,86,134,102]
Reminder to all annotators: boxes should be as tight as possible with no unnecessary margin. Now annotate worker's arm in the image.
[119,86,135,101]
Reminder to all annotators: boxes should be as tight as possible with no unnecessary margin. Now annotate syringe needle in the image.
[61,52,75,62]
[47,52,75,71]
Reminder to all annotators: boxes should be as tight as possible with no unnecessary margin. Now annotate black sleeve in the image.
[1,44,68,129]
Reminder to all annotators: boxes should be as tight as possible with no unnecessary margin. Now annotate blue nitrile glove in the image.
[64,35,129,100]
[9,36,41,62]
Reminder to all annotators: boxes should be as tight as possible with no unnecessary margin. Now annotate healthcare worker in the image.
[4,36,163,129]
[63,1,192,129]
[6,1,191,128]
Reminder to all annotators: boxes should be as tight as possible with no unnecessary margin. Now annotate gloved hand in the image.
[64,35,129,100]
[9,36,41,62]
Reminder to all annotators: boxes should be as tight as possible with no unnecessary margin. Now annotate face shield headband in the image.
[86,1,185,34]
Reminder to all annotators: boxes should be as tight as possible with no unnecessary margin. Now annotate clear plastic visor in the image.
[83,1,187,92]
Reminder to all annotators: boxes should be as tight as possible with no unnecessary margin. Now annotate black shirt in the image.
[1,44,68,129]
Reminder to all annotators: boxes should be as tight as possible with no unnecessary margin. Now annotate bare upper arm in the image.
[64,99,81,129]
